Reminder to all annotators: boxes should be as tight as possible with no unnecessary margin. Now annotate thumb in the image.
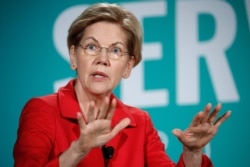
[172,128,182,138]
[109,118,130,139]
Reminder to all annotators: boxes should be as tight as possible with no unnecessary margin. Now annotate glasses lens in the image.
[85,45,98,56]
[109,47,122,59]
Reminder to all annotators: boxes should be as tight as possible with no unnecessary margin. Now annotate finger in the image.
[214,110,231,127]
[190,111,203,127]
[87,101,98,122]
[106,98,117,120]
[97,97,109,119]
[200,103,212,123]
[79,103,88,123]
[207,103,221,123]
[77,112,86,129]
[108,118,130,139]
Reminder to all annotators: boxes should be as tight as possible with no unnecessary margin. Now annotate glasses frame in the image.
[78,43,131,60]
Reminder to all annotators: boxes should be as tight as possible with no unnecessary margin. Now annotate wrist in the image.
[72,140,90,156]
[182,146,202,167]
[59,140,90,167]
[183,146,202,155]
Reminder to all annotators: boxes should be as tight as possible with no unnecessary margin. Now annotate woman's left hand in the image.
[172,103,231,152]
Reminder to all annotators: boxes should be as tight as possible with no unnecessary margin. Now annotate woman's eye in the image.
[87,44,97,51]
[111,47,121,54]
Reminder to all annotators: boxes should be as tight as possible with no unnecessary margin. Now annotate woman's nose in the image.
[95,47,110,66]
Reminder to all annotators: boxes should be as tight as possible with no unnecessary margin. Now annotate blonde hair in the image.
[67,3,143,66]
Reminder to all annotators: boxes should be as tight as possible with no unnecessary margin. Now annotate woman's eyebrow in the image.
[83,37,126,47]
[110,41,126,47]
[83,36,99,43]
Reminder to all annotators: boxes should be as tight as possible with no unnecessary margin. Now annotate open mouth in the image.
[91,71,108,78]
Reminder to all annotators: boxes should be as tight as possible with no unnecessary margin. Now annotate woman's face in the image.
[70,21,135,96]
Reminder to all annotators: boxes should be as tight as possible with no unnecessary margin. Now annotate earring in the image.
[72,64,76,70]
[123,73,128,78]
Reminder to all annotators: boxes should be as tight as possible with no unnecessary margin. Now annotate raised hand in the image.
[172,103,231,151]
[74,97,130,154]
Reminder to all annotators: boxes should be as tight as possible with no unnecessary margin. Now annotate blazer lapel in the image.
[105,97,137,159]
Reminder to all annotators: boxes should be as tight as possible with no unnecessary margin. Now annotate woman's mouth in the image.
[91,71,108,80]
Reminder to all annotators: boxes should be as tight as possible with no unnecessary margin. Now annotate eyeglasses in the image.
[78,43,130,60]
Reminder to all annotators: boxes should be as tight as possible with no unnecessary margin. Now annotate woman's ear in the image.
[69,45,77,70]
[123,56,135,79]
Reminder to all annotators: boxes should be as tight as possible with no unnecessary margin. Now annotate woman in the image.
[13,3,231,167]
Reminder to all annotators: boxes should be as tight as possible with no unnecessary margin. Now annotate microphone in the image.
[102,146,114,160]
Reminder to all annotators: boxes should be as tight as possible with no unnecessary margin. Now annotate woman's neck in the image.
[74,80,111,110]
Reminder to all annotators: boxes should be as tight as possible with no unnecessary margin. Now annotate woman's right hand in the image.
[59,97,130,167]
[74,97,130,155]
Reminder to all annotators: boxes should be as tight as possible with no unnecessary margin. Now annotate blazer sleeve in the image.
[13,98,60,167]
[143,112,213,167]
[175,154,213,167]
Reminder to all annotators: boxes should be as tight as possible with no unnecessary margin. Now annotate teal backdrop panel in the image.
[1,0,249,166]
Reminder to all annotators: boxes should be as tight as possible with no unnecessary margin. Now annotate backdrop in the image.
[1,0,249,166]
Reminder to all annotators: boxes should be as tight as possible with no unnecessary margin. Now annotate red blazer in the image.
[13,80,212,167]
